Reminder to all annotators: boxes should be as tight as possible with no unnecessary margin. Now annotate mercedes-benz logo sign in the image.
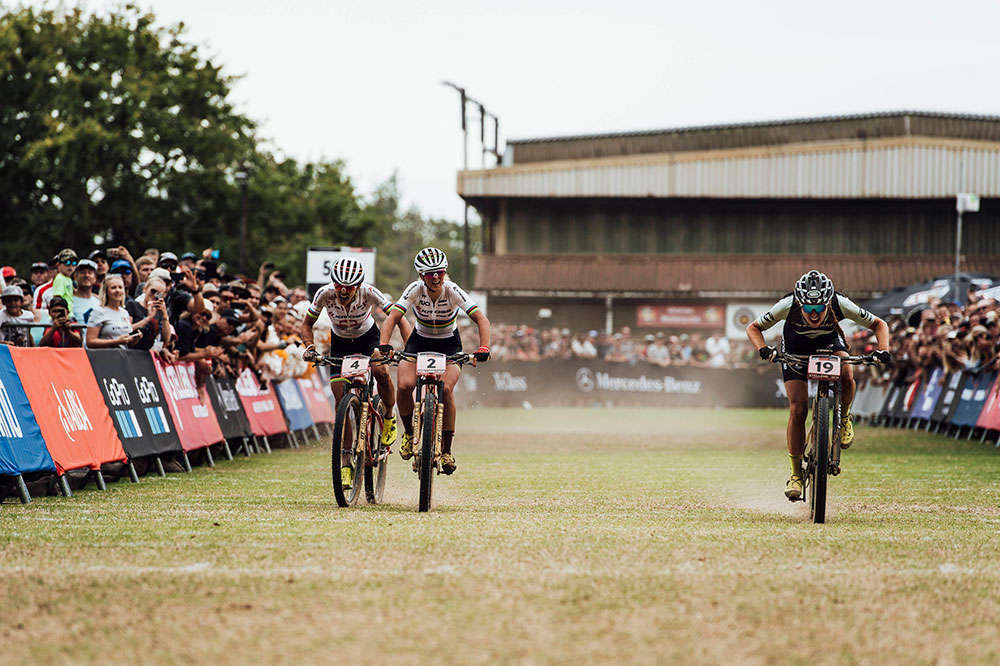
[576,367,595,393]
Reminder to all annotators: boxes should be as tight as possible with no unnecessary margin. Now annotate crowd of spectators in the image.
[0,246,327,386]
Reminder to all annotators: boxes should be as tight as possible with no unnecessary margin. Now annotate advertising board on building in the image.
[636,304,724,329]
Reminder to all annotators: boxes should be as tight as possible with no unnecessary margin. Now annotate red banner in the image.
[151,355,224,452]
[636,304,725,329]
[235,369,288,436]
[976,375,1000,430]
[10,347,126,473]
[299,376,335,424]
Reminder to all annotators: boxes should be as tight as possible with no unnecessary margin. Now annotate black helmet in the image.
[794,270,834,306]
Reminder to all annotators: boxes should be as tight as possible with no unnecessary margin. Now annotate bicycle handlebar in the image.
[397,351,480,365]
[774,352,881,369]
[303,350,396,367]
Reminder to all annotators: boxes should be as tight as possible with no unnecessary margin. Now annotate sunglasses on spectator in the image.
[62,260,78,266]
[420,270,446,278]
[149,290,164,298]
[975,333,993,341]
[802,303,826,314]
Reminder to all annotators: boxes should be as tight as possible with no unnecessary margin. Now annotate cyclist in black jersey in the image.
[746,270,891,500]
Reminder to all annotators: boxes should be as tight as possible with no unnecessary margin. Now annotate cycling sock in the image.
[789,454,803,478]
[401,414,413,436]
[441,430,454,455]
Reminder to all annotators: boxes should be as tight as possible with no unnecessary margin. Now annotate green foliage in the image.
[0,3,467,288]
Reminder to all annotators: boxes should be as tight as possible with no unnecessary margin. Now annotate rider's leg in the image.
[786,379,809,463]
[331,379,351,468]
[372,365,395,412]
[835,350,855,412]
[396,360,416,436]
[440,365,462,455]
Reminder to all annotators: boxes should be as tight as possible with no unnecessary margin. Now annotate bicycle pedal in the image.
[829,463,841,476]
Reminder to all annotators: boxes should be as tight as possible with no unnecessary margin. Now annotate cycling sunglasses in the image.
[333,282,358,289]
[802,303,827,314]
[420,270,446,278]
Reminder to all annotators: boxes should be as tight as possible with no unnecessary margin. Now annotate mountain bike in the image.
[305,350,392,507]
[399,351,478,512]
[776,351,878,524]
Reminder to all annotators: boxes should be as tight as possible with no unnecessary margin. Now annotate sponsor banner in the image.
[900,379,923,418]
[725,303,781,341]
[299,376,335,425]
[234,369,288,436]
[910,368,944,420]
[10,347,126,473]
[852,382,887,418]
[275,379,314,431]
[0,346,55,476]
[206,375,253,440]
[87,349,182,459]
[931,372,963,424]
[636,304,725,329]
[951,372,995,427]
[975,374,1000,431]
[151,355,224,452]
[878,384,902,419]
[455,360,787,408]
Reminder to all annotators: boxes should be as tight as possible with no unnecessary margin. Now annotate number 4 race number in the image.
[342,354,370,378]
[807,355,841,381]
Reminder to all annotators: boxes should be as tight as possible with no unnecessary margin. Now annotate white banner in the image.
[725,302,780,340]
[306,247,376,290]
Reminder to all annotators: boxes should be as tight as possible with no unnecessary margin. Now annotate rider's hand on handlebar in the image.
[377,344,395,358]
[871,349,893,368]
[758,345,779,363]
[474,346,490,363]
[303,344,318,362]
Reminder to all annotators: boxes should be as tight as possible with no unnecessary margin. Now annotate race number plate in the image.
[807,355,841,381]
[416,352,447,378]
[341,354,370,379]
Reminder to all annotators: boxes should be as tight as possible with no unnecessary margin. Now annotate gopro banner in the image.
[206,375,253,440]
[151,356,224,452]
[910,368,944,421]
[931,372,963,425]
[951,371,996,427]
[455,361,788,408]
[275,379,314,431]
[235,369,288,436]
[10,347,126,473]
[298,376,335,425]
[87,350,182,459]
[0,346,55,476]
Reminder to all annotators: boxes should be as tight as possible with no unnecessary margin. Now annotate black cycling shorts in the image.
[403,330,462,357]
[329,325,380,376]
[780,336,849,383]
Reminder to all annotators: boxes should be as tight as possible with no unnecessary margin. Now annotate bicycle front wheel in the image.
[810,393,830,524]
[332,392,363,507]
[418,390,438,513]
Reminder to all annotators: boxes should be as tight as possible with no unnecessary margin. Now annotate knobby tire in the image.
[418,391,438,512]
[332,392,362,508]
[811,393,830,524]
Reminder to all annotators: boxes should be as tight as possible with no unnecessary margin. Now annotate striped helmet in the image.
[794,270,834,306]
[330,257,365,286]
[413,247,448,274]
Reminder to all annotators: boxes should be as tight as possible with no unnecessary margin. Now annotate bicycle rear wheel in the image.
[332,392,363,507]
[364,396,388,504]
[810,393,830,524]
[417,391,438,513]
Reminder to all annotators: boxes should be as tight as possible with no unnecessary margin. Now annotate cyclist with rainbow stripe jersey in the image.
[378,247,491,475]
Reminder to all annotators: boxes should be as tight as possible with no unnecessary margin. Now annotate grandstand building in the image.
[459,111,1000,334]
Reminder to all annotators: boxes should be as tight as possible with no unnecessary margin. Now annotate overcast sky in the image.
[30,0,1000,220]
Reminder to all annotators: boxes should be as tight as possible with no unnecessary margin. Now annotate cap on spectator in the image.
[588,330,598,337]
[180,252,197,261]
[1,266,15,279]
[56,248,78,264]
[74,259,98,273]
[219,308,241,327]
[31,262,48,272]
[1,285,22,300]
[270,295,288,305]
[150,267,172,282]
[202,283,219,295]
[971,324,989,337]
[645,334,655,342]
[109,259,132,275]
[88,249,108,261]
[158,252,178,268]
[560,328,571,336]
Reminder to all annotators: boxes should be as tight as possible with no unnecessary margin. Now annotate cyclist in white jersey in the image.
[378,247,491,475]
[747,270,890,500]
[301,257,411,490]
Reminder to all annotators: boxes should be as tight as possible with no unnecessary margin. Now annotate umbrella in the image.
[862,272,999,318]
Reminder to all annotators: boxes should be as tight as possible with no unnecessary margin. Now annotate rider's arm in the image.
[746,296,792,351]
[300,312,316,347]
[379,306,405,347]
[469,309,491,349]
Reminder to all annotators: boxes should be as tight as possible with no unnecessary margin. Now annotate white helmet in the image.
[330,257,365,286]
[413,247,448,274]
[794,270,834,306]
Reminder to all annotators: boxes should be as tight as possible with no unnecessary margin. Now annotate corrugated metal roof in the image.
[475,254,1000,298]
[460,136,1000,199]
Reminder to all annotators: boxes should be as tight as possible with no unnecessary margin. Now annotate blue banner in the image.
[951,372,996,427]
[911,368,944,420]
[0,345,55,476]
[274,379,314,431]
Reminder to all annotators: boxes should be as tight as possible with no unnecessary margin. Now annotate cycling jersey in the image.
[756,292,875,351]
[391,280,479,339]
[306,283,392,339]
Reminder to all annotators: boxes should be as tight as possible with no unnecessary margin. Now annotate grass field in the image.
[3,408,1000,664]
